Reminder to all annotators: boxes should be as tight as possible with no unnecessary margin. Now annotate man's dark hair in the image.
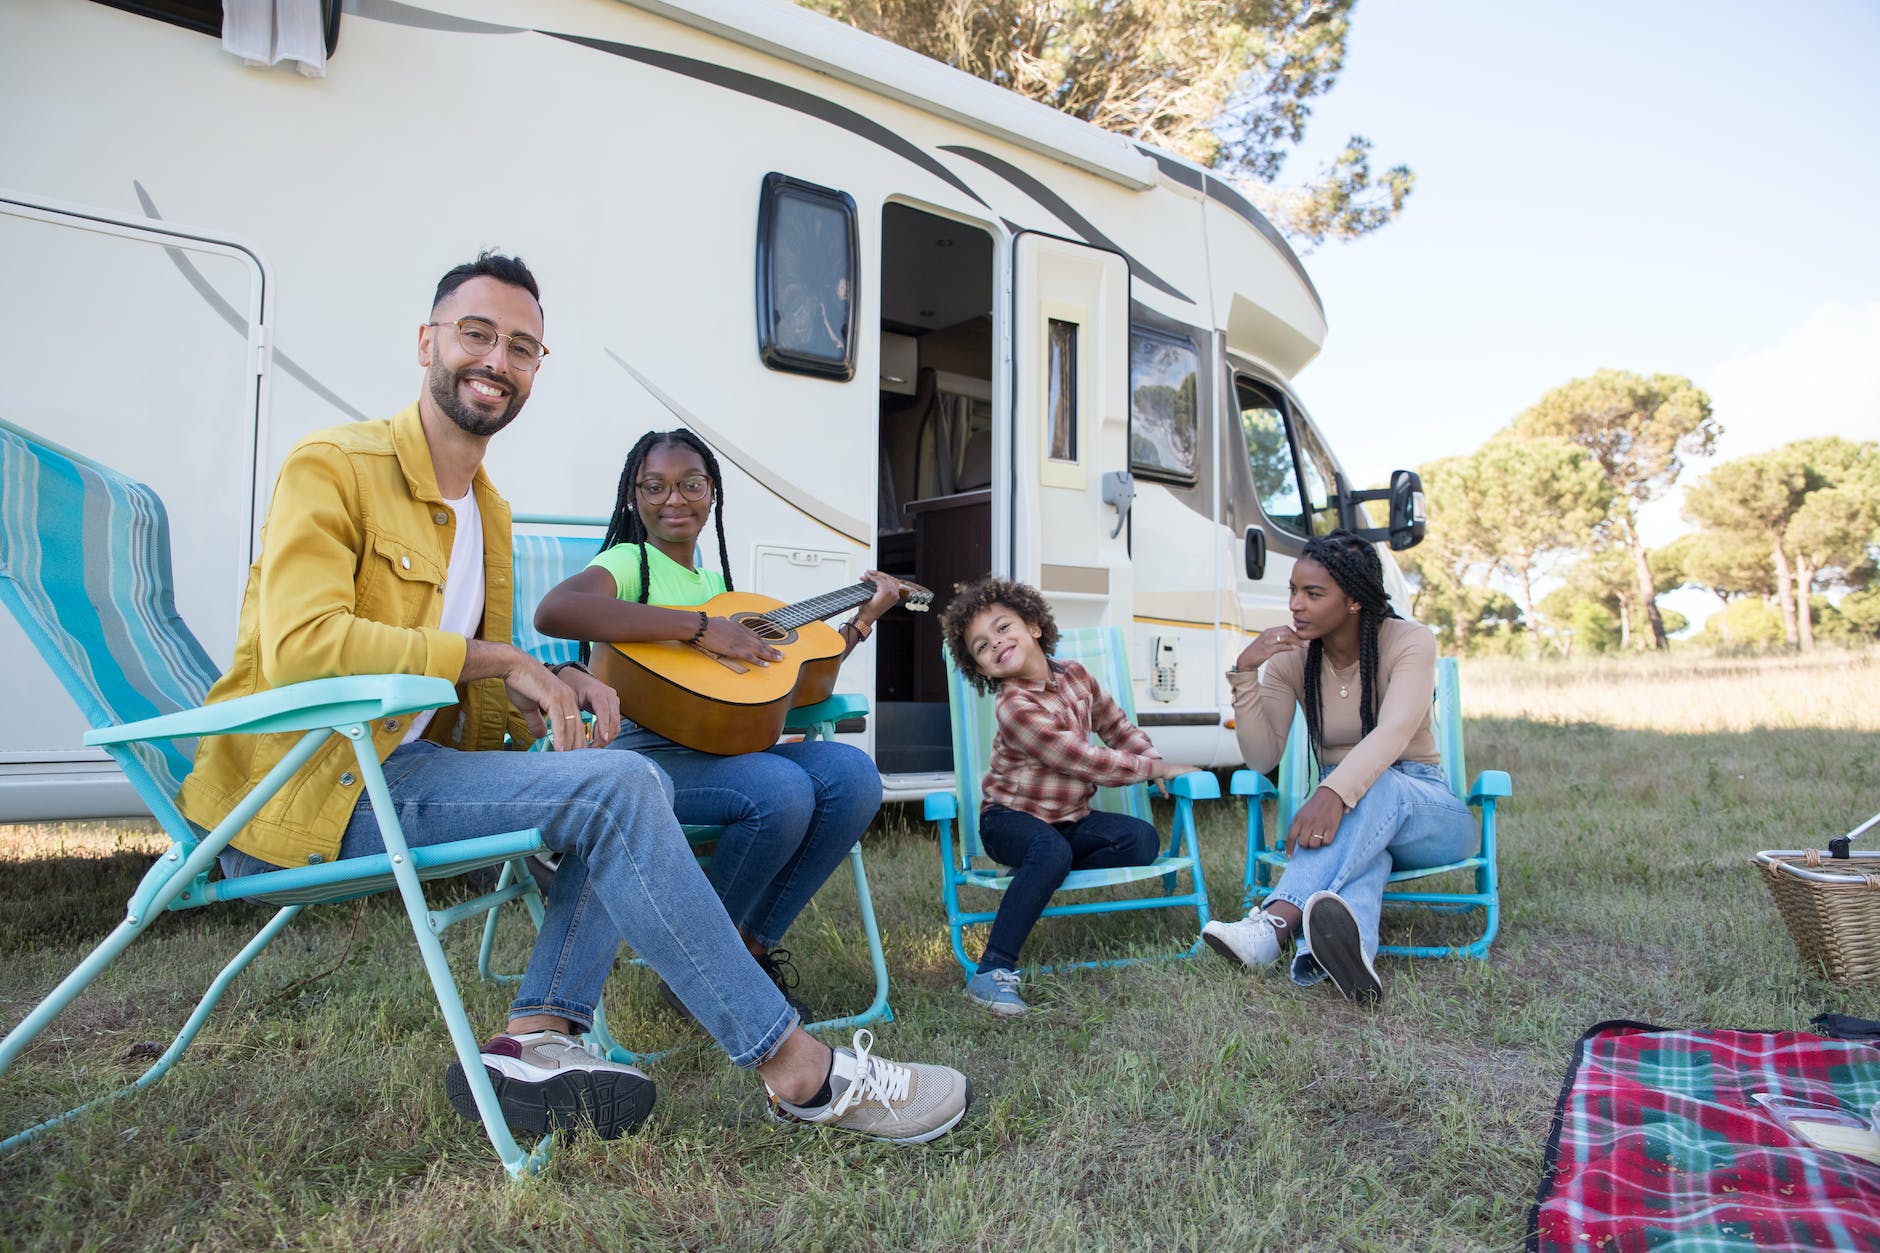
[432,251,541,312]
[938,576,1060,694]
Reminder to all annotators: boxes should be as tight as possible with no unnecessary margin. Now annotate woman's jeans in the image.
[219,741,795,1068]
[608,722,881,949]
[1268,759,1477,987]
[975,803,1160,973]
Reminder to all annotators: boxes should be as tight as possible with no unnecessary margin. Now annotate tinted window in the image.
[1129,328,1198,483]
[756,173,857,381]
[1294,414,1342,536]
[1047,318,1078,461]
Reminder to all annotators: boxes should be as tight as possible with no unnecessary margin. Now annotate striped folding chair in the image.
[924,625,1219,978]
[0,417,562,1179]
[487,518,891,1041]
[1231,656,1512,959]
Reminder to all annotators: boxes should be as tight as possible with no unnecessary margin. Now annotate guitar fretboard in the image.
[769,582,878,630]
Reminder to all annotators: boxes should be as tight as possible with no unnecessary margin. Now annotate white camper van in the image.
[0,0,1425,819]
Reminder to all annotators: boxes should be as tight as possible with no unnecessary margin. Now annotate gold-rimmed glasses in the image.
[425,317,550,370]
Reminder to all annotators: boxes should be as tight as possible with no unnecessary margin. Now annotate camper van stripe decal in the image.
[347,0,527,37]
[604,350,872,546]
[939,145,1192,306]
[540,33,989,210]
[132,183,371,425]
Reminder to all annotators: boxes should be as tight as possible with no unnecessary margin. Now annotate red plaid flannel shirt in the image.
[981,659,1160,824]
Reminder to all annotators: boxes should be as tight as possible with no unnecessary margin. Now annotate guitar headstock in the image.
[896,580,934,614]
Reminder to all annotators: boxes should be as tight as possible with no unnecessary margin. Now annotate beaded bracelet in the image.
[689,610,709,643]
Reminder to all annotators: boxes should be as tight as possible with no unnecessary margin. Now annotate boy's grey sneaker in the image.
[445,1029,656,1139]
[1302,891,1383,1006]
[1202,910,1287,969]
[963,967,1028,1016]
[768,1030,970,1144]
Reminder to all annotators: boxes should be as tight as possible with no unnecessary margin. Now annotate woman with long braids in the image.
[534,429,899,1016]
[1200,529,1476,1005]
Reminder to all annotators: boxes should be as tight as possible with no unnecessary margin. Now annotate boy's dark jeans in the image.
[976,803,1159,973]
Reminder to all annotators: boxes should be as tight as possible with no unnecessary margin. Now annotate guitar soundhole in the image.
[736,614,793,643]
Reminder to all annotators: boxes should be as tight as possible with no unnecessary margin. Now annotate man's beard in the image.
[428,361,522,437]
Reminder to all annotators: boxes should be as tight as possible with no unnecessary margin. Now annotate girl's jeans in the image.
[608,722,881,949]
[220,740,795,1068]
[975,803,1160,973]
[1268,759,1477,987]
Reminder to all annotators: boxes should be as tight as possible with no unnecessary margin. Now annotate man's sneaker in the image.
[753,947,812,1020]
[445,1030,655,1139]
[1302,891,1383,1006]
[1202,911,1287,970]
[963,967,1028,1016]
[767,1030,970,1144]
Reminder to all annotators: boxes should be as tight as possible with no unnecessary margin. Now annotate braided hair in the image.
[1297,529,1401,773]
[581,429,734,663]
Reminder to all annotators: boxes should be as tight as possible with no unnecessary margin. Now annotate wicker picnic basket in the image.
[1758,811,1880,985]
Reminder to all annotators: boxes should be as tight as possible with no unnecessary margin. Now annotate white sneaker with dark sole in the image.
[1302,891,1383,1006]
[767,1029,970,1144]
[1202,911,1287,970]
[445,1029,656,1139]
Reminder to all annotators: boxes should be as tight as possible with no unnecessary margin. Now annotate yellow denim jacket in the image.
[177,404,532,867]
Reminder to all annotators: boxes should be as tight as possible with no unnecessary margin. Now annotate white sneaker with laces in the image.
[767,1029,970,1144]
[1202,910,1287,970]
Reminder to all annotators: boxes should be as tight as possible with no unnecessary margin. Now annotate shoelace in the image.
[756,947,802,992]
[988,969,1022,994]
[828,1029,911,1116]
[538,1031,609,1064]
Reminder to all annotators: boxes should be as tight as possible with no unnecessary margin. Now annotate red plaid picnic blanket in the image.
[1530,1020,1880,1252]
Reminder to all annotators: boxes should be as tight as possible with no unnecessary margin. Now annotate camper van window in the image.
[756,173,858,381]
[90,0,221,38]
[1237,378,1310,536]
[1128,328,1199,485]
[1294,416,1343,536]
[1047,319,1079,461]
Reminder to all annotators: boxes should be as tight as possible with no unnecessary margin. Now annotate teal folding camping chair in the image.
[0,417,563,1179]
[486,518,891,1039]
[924,625,1218,977]
[1231,656,1511,959]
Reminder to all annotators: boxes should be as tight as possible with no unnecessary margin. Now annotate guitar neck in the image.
[771,582,880,630]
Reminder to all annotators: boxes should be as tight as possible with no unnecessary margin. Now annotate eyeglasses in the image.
[425,317,550,370]
[635,476,713,503]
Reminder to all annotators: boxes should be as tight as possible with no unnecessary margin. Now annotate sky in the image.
[1276,0,1880,577]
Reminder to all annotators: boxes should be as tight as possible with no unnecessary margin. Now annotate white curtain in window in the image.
[222,0,327,77]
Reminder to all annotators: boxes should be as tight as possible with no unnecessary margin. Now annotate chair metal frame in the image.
[923,625,1219,977]
[0,417,563,1178]
[493,518,892,1041]
[1231,656,1511,959]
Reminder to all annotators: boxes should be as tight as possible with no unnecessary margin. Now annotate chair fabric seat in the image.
[205,828,547,908]
[960,856,1197,894]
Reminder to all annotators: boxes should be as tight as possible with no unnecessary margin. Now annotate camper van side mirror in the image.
[1345,470,1427,551]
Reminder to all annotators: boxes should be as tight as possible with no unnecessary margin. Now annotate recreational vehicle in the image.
[0,0,1425,820]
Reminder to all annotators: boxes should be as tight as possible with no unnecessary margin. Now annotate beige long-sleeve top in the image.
[1228,617,1441,809]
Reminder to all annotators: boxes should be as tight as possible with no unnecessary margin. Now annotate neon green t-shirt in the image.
[587,542,727,609]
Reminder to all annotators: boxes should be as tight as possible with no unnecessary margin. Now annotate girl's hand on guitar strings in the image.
[858,570,900,630]
[699,616,784,665]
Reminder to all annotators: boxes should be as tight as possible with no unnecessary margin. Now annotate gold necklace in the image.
[1327,656,1359,699]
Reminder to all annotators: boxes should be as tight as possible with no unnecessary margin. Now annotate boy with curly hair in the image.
[939,577,1197,1015]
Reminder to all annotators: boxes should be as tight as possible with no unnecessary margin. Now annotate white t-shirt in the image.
[403,489,485,744]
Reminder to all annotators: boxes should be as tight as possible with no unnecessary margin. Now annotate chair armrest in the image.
[1468,770,1512,803]
[1166,771,1220,800]
[1229,768,1277,798]
[785,692,869,730]
[84,675,460,747]
[924,791,959,822]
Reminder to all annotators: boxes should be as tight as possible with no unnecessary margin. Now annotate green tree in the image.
[1513,370,1718,650]
[798,0,1413,246]
[1683,437,1880,651]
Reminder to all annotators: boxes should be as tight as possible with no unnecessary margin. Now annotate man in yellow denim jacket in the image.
[180,252,968,1149]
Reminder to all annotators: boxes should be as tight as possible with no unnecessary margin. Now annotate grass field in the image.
[2,650,1876,1250]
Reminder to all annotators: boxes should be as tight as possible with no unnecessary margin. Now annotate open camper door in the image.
[1010,233,1133,633]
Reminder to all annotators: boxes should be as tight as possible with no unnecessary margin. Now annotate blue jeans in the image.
[975,803,1160,973]
[220,741,796,1068]
[1268,759,1476,987]
[608,722,881,949]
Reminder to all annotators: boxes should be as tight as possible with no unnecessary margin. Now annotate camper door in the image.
[1010,233,1132,632]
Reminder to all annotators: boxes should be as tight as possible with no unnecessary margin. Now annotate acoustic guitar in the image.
[591,578,932,755]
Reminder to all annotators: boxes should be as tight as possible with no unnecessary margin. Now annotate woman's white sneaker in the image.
[1202,911,1287,969]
